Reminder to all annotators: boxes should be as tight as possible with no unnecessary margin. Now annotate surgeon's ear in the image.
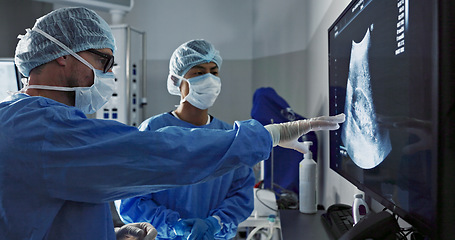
[55,56,68,66]
[180,79,190,97]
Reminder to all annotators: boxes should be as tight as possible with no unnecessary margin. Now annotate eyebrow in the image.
[193,65,218,71]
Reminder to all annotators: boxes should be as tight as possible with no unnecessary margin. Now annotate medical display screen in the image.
[328,0,435,235]
[0,59,21,101]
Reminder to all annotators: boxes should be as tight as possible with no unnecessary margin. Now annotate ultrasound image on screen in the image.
[328,0,436,235]
[341,28,391,169]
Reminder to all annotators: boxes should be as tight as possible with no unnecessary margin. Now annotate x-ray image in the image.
[341,28,392,169]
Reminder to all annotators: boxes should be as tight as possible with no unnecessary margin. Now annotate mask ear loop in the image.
[176,76,193,106]
[16,63,75,94]
[169,74,189,107]
[169,74,183,88]
[32,27,95,71]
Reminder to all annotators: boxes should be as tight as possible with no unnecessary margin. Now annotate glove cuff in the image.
[264,124,281,146]
[207,216,222,234]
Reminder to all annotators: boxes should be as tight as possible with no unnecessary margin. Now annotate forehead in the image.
[96,48,114,56]
[190,62,218,70]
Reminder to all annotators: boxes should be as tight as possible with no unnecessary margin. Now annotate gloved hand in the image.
[180,216,221,240]
[265,113,346,153]
[115,222,158,240]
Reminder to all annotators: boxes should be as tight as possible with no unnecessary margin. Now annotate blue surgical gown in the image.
[0,94,272,240]
[117,113,255,239]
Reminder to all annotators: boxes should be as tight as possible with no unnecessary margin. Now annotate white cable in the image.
[267,225,275,240]
[245,223,281,240]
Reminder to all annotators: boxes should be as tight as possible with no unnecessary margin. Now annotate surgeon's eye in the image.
[86,49,115,73]
[99,56,109,65]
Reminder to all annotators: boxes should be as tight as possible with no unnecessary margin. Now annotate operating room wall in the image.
[251,0,360,209]
[120,0,255,124]
[306,0,363,209]
[0,0,53,57]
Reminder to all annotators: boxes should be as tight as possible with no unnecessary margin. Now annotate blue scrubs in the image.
[117,113,255,240]
[0,94,272,240]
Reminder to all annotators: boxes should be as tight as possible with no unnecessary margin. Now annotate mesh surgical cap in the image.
[15,7,116,77]
[167,39,222,95]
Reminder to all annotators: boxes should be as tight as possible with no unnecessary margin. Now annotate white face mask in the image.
[171,73,221,110]
[22,27,115,115]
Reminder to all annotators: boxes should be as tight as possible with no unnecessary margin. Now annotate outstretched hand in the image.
[265,113,346,153]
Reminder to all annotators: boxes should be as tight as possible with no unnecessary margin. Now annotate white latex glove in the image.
[115,222,158,240]
[265,113,346,153]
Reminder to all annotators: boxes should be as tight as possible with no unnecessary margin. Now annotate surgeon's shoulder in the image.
[233,119,265,130]
[148,112,169,121]
[235,119,272,141]
[15,94,85,119]
[138,112,170,131]
[211,117,233,130]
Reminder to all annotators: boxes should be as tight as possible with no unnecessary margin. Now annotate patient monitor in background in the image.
[0,58,22,101]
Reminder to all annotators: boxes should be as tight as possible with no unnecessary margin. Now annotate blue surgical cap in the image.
[167,39,222,95]
[169,39,222,77]
[15,7,116,77]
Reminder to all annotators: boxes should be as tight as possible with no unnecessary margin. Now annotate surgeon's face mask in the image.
[22,28,115,115]
[170,73,221,110]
